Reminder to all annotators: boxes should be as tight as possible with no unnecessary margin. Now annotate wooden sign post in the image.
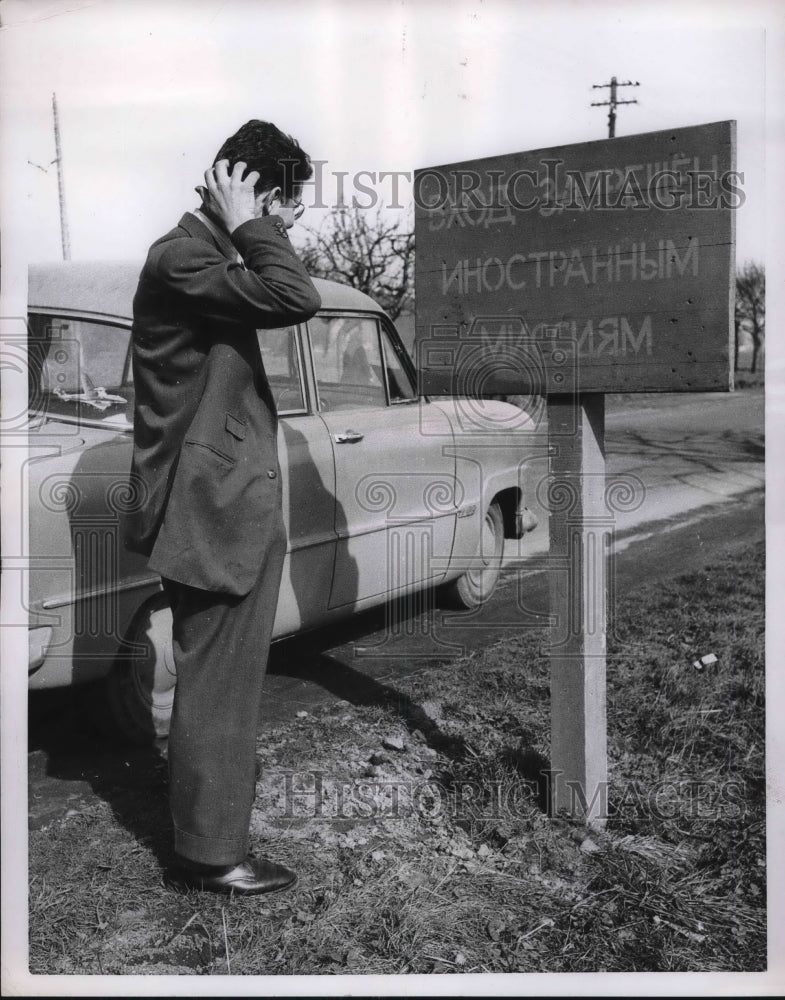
[414,122,736,824]
[547,393,609,822]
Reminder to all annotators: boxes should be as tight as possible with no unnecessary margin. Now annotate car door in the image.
[308,312,456,610]
[257,326,338,635]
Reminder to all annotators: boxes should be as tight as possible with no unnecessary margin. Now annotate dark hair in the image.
[213,120,312,199]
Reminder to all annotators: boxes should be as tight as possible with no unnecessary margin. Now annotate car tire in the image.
[441,501,505,610]
[105,591,176,743]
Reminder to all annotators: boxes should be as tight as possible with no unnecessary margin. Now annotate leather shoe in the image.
[170,854,297,896]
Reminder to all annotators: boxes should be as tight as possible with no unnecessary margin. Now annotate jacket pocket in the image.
[184,410,247,466]
[183,440,235,467]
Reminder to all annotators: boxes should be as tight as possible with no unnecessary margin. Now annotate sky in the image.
[0,0,778,266]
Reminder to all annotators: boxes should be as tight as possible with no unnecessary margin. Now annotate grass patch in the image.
[29,540,765,974]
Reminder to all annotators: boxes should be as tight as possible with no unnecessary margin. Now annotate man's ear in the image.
[257,186,282,215]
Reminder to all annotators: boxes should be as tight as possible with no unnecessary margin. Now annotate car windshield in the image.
[28,314,133,424]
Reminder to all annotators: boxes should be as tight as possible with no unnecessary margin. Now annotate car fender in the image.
[27,425,159,688]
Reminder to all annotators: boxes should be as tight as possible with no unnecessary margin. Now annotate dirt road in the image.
[513,388,764,560]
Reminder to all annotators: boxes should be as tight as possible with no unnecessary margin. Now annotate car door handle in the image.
[333,430,364,444]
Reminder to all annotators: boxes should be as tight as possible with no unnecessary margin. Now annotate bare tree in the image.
[298,205,414,320]
[735,262,765,373]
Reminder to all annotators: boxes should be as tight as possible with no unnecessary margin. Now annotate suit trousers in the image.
[161,516,286,866]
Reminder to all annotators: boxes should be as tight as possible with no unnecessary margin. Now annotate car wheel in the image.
[442,501,505,609]
[105,591,176,743]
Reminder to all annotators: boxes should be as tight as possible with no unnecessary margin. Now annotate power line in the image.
[591,76,640,138]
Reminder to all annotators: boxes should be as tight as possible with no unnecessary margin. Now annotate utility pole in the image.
[52,92,71,260]
[591,76,639,138]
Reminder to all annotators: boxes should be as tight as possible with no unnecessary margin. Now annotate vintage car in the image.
[27,261,537,742]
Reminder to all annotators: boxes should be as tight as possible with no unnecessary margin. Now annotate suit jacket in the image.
[123,211,321,595]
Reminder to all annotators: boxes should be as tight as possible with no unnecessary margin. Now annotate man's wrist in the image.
[227,212,255,233]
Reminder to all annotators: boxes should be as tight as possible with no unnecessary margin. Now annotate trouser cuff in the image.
[173,825,249,867]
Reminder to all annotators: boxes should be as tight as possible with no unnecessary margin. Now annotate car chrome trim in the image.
[41,576,162,611]
[332,515,451,542]
[28,408,134,432]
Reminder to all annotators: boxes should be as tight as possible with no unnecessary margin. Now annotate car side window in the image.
[27,313,133,422]
[380,323,417,402]
[309,315,386,411]
[257,326,307,415]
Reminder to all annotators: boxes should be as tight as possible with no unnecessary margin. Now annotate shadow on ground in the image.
[28,685,172,862]
[29,601,553,858]
[270,639,552,812]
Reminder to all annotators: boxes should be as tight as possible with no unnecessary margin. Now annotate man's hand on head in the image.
[203,159,260,234]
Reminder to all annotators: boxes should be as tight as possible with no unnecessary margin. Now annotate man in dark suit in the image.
[124,121,321,895]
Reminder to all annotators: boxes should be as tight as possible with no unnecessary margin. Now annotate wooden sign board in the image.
[414,121,737,395]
